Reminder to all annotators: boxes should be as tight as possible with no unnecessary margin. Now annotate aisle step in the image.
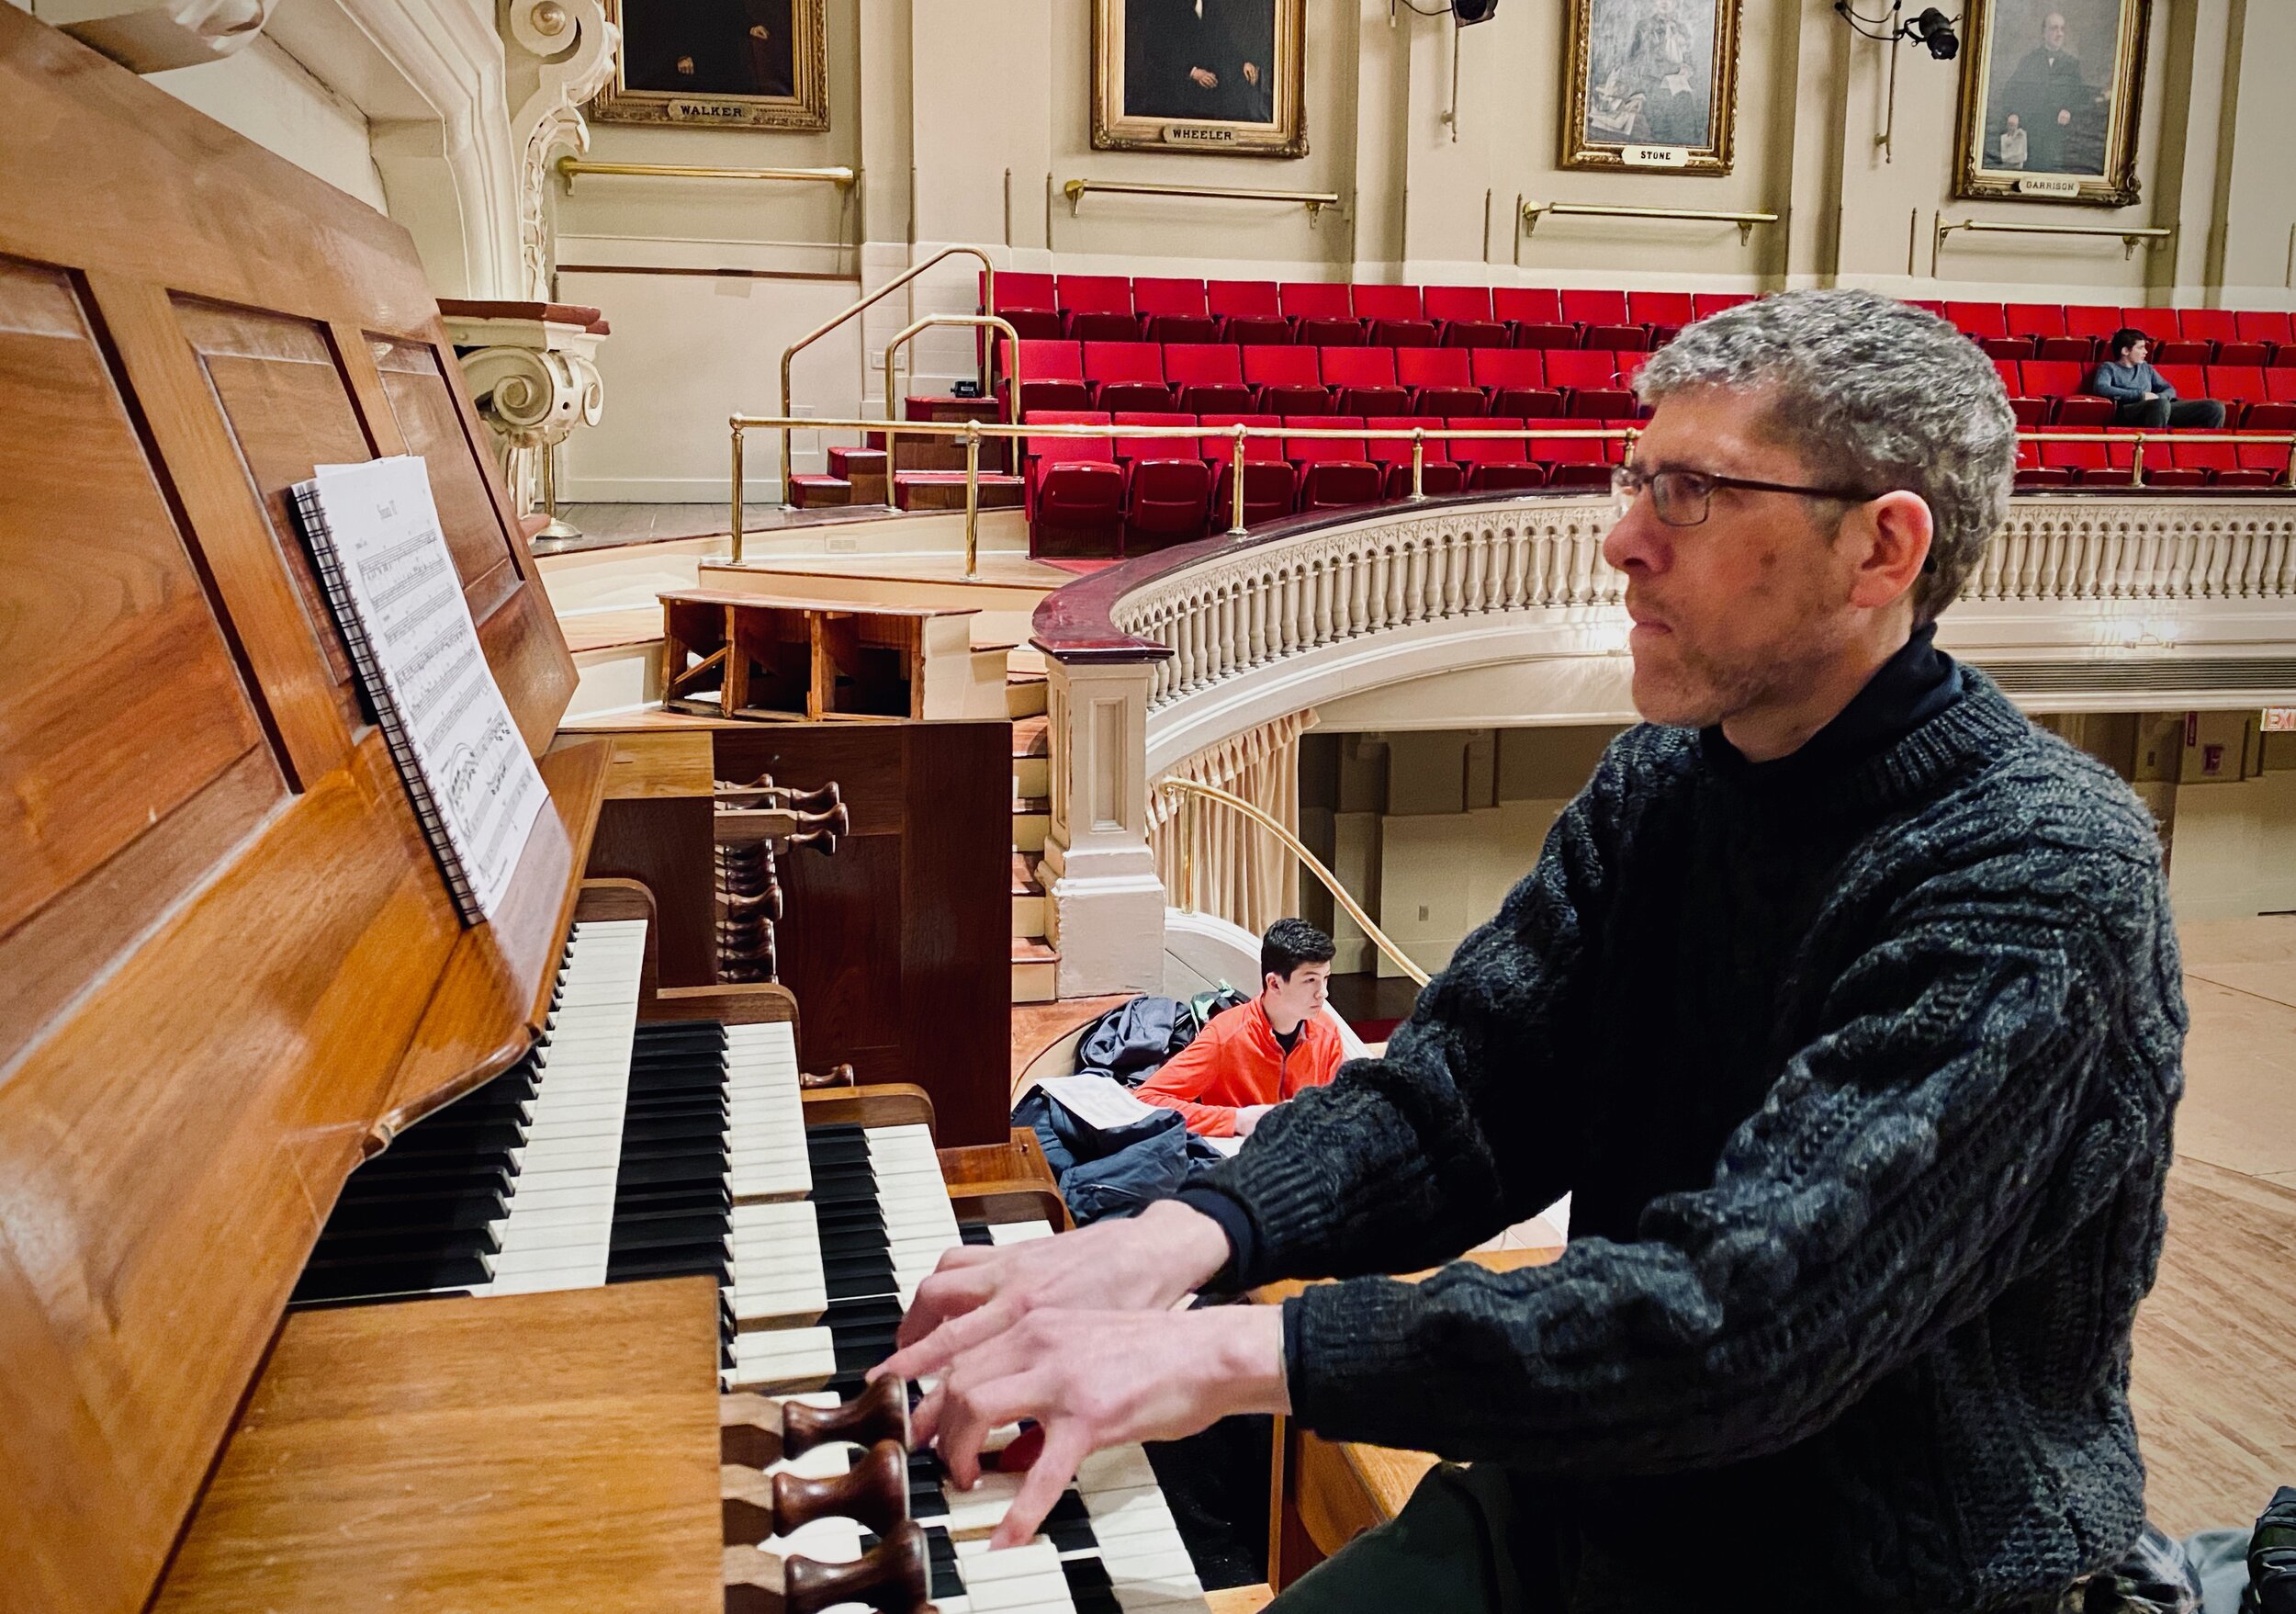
[787,475,852,508]
[1011,937,1059,1004]
[892,470,1025,511]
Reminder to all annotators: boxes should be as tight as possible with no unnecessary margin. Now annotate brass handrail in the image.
[1063,178,1342,224]
[777,245,996,510]
[556,158,856,187]
[1522,200,1780,242]
[1159,779,1430,989]
[1934,218,2174,266]
[875,313,1023,578]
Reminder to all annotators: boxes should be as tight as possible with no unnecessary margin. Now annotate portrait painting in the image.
[1955,0,2150,205]
[1563,0,1743,174]
[1093,0,1307,157]
[590,0,828,130]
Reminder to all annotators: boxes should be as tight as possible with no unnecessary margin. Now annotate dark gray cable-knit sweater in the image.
[1199,667,2185,1611]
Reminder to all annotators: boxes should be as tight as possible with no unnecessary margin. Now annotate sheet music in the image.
[304,456,546,920]
[1032,1076,1170,1132]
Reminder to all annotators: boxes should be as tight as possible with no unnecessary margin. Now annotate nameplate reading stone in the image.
[1163,124,1238,146]
[2015,175,2082,198]
[1622,145,1689,168]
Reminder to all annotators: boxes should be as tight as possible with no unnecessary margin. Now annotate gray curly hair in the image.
[1635,288,2017,626]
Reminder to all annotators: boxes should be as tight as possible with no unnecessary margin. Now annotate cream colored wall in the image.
[141,39,389,209]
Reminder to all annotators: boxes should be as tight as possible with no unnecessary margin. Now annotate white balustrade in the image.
[1101,495,2296,714]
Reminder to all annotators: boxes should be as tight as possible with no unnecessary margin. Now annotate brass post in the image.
[1228,423,1249,536]
[882,344,901,490]
[1179,788,1197,914]
[2130,433,2146,487]
[962,419,982,581]
[1411,426,1426,500]
[2286,434,2296,489]
[730,423,746,565]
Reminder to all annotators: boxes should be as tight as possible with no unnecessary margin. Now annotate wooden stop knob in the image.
[723,1519,931,1614]
[723,1438,909,1544]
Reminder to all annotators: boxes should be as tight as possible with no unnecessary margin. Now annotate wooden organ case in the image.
[7,14,791,1614]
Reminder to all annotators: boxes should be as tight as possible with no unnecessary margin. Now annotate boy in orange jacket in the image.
[1136,920,1345,1137]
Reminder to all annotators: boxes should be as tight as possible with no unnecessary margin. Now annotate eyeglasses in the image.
[1611,463,1883,527]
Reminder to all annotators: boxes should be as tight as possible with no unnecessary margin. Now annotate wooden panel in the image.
[715,722,1012,1146]
[589,796,717,989]
[0,744,464,1614]
[172,296,372,734]
[152,1280,722,1614]
[370,336,521,595]
[0,254,282,1055]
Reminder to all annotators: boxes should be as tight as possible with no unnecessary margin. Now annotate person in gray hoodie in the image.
[2091,328,2227,428]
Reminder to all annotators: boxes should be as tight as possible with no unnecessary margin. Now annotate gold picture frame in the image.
[589,0,828,131]
[1562,0,1743,175]
[1091,0,1306,159]
[1954,0,2150,206]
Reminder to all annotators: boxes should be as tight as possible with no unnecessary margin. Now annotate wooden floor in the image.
[2130,913,2296,1536]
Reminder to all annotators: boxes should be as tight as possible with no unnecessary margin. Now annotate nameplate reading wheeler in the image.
[293,456,548,922]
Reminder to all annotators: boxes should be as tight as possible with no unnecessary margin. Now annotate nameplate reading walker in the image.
[290,456,548,924]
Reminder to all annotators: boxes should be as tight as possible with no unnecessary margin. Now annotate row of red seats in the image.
[1941,300,2296,365]
[1994,360,2296,429]
[1010,340,1647,419]
[987,274,1738,351]
[2015,432,2290,488]
[1023,410,1628,553]
[1014,407,2293,555]
[985,273,2296,365]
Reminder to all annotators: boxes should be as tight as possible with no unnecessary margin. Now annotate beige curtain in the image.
[1149,708,1318,939]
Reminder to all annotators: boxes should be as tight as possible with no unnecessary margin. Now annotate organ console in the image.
[0,13,1204,1613]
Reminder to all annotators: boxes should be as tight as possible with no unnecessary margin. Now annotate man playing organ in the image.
[877,290,2187,1613]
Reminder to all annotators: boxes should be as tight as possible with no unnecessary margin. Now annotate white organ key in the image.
[763,1513,865,1564]
[728,1021,810,1203]
[727,1326,838,1394]
[951,1540,1076,1614]
[987,1220,1057,1244]
[477,920,645,1296]
[728,1200,827,1328]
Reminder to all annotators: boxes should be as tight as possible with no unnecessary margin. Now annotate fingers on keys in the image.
[875,1292,1022,1385]
[988,1423,1095,1551]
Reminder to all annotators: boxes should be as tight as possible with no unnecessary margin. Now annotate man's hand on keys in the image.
[869,1200,1285,1548]
[899,1304,1289,1549]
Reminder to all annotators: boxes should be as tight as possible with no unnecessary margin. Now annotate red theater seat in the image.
[1024,411,1125,554]
[1058,276,1138,343]
[1012,339,1090,413]
[2241,369,2296,432]
[2206,367,2268,425]
[1907,299,1947,317]
[1201,412,1299,526]
[1424,285,1509,348]
[1995,360,2048,427]
[1082,341,1173,412]
[1243,345,1331,414]
[1134,277,1219,344]
[1282,281,1361,346]
[1320,347,1410,416]
[2013,439,2073,489]
[1452,416,1547,491]
[2035,333,2099,363]
[1629,291,1694,343]
[1547,350,1636,418]
[2237,441,2293,484]
[1495,287,1575,349]
[1470,348,1562,418]
[1561,288,1629,329]
[1947,301,2009,340]
[2155,363,2209,409]
[2171,435,2274,489]
[1163,344,1255,414]
[1209,279,1291,345]
[1691,291,1756,320]
[985,271,1062,340]
[2065,305,2122,346]
[1365,416,1467,499]
[1355,284,1437,347]
[1980,336,2035,360]
[2043,430,2139,485]
[1532,421,1621,489]
[1112,412,1211,549]
[1396,347,1483,416]
[1286,415,1384,512]
[2234,310,2293,365]
[2006,303,2067,341]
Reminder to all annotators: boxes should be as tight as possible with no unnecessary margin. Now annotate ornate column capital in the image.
[505,0,617,300]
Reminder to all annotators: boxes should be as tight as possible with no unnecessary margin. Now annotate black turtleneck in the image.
[1699,621,1962,783]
